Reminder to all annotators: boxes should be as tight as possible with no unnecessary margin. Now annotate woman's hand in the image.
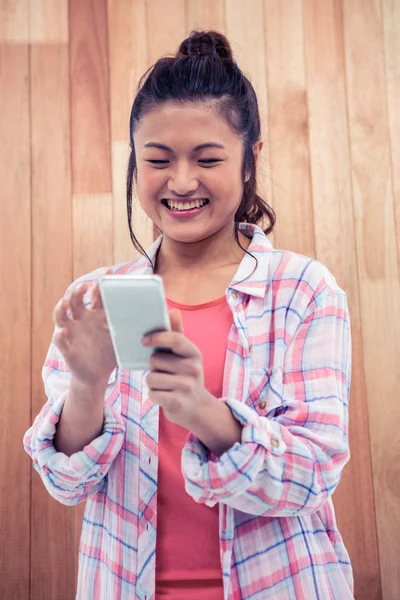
[53,273,117,388]
[142,310,216,430]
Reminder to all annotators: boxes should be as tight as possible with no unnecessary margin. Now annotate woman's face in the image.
[133,101,246,245]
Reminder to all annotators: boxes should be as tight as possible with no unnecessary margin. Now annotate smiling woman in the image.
[126,31,275,267]
[134,102,251,249]
[23,29,354,600]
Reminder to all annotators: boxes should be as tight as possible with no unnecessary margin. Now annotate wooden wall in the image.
[1,1,399,598]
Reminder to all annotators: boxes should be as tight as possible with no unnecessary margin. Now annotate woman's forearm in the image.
[191,393,243,457]
[54,377,108,456]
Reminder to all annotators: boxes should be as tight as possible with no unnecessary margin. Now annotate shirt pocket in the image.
[246,367,285,418]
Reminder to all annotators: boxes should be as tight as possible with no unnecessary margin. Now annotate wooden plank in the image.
[73,194,114,279]
[69,0,111,194]
[111,142,154,264]
[107,0,155,262]
[108,0,148,142]
[0,42,31,600]
[264,0,314,256]
[30,43,75,600]
[146,0,186,63]
[382,0,400,275]
[225,0,272,236]
[303,2,381,597]
[0,0,28,41]
[343,0,400,597]
[28,0,68,43]
[185,0,225,31]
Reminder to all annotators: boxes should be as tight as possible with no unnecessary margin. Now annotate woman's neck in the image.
[154,228,250,275]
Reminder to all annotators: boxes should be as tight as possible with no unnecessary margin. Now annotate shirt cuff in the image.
[34,391,126,482]
[181,398,286,505]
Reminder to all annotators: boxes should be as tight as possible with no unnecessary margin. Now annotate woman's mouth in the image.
[161,198,209,218]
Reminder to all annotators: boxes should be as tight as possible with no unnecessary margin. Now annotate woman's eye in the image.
[146,159,169,166]
[199,159,224,166]
[145,158,223,168]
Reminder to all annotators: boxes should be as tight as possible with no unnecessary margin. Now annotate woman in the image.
[24,30,353,600]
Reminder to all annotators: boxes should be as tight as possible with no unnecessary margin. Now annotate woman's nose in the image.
[167,164,199,195]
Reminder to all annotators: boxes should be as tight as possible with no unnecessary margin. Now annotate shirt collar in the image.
[229,223,273,298]
[127,223,273,298]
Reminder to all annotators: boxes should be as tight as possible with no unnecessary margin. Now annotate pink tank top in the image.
[155,295,233,600]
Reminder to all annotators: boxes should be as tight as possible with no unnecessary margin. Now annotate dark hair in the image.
[127,30,276,261]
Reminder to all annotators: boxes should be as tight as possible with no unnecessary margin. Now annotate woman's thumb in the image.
[169,309,184,333]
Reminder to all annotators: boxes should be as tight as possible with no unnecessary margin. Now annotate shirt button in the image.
[258,400,267,410]
[231,291,238,300]
[271,438,280,449]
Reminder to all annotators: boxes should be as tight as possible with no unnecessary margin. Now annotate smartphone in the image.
[98,274,171,371]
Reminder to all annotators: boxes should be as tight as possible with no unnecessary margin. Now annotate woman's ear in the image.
[253,141,263,165]
[245,141,263,182]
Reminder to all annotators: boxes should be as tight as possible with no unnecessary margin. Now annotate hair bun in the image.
[177,30,233,60]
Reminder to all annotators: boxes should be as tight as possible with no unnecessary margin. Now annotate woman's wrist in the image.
[190,392,243,457]
[54,377,107,455]
[69,375,109,403]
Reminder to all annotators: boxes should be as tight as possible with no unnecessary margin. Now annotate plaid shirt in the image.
[24,223,354,600]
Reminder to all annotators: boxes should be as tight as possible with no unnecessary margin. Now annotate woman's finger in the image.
[169,309,184,334]
[91,282,103,310]
[146,371,176,392]
[53,326,71,354]
[53,297,70,327]
[143,330,196,358]
[69,283,89,320]
[147,389,184,417]
[92,269,113,310]
[149,351,186,374]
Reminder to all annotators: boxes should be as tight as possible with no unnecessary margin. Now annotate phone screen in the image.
[99,275,170,371]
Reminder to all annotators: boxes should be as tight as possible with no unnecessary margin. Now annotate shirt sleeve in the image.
[23,335,126,507]
[181,285,351,517]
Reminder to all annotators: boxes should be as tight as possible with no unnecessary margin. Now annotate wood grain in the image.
[73,194,114,279]
[0,43,31,600]
[382,0,400,276]
[146,0,186,63]
[264,0,314,256]
[30,43,75,600]
[185,0,225,31]
[111,142,154,264]
[225,0,271,220]
[108,0,148,142]
[108,0,155,262]
[303,5,382,595]
[28,0,68,43]
[69,0,111,194]
[0,0,28,41]
[343,1,400,598]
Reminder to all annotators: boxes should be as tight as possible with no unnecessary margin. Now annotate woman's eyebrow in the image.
[143,142,225,152]
[194,142,225,151]
[144,142,173,152]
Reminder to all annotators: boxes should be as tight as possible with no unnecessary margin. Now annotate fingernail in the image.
[141,336,150,346]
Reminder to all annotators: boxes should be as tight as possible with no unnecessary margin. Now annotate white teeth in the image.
[166,199,208,211]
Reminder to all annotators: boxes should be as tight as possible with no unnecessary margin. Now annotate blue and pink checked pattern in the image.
[24,223,353,599]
